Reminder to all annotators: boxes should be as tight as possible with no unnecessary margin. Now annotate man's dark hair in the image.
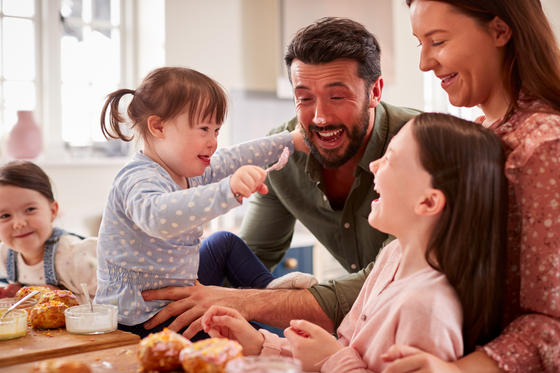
[285,17,381,86]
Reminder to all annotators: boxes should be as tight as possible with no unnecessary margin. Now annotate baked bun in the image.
[179,338,242,373]
[30,359,92,373]
[15,286,51,302]
[30,301,68,329]
[40,290,79,307]
[138,328,192,372]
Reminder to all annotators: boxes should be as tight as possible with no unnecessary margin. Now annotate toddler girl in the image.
[95,67,314,337]
[0,160,97,300]
[202,112,507,372]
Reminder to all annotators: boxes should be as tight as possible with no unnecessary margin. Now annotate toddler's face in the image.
[153,111,222,186]
[0,185,58,265]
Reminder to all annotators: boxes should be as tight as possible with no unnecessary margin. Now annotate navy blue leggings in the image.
[197,231,274,288]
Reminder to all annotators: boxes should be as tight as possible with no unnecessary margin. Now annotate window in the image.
[0,0,135,159]
[0,0,37,136]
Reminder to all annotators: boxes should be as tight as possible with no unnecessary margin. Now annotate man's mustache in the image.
[307,124,345,132]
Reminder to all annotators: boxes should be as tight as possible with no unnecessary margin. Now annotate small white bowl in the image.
[0,309,28,340]
[64,304,117,334]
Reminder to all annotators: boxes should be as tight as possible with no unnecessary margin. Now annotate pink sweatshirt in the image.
[260,241,463,372]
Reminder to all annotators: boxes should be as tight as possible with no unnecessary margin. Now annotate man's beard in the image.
[303,104,370,169]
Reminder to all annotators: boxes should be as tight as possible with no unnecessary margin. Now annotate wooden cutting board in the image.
[1,344,141,373]
[0,327,140,367]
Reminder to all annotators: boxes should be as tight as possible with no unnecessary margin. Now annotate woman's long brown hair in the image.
[100,67,228,143]
[412,113,507,353]
[406,0,560,118]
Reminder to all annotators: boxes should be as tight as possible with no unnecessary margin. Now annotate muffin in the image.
[138,328,192,372]
[180,338,242,373]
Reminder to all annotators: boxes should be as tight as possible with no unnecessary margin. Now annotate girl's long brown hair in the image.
[412,113,507,353]
[100,67,228,142]
[406,0,560,118]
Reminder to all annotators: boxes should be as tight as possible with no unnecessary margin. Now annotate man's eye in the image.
[331,96,344,100]
[0,214,10,219]
[26,207,37,213]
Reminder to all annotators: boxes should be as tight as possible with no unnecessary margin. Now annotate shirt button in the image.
[351,264,357,270]
[361,314,367,321]
[344,222,350,229]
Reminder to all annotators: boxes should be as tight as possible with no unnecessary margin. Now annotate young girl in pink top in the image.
[201,112,508,372]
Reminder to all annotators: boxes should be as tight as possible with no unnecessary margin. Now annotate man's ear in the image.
[415,188,446,216]
[147,115,165,138]
[489,16,512,47]
[368,77,383,108]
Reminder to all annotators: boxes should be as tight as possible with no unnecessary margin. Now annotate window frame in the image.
[4,0,137,161]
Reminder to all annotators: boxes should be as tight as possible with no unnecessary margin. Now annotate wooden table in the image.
[0,327,139,367]
[2,344,141,373]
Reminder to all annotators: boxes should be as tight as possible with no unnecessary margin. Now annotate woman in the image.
[382,1,560,372]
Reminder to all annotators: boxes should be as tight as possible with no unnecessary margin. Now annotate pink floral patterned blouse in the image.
[479,97,560,372]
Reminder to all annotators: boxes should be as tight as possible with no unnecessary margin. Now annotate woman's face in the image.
[409,0,508,111]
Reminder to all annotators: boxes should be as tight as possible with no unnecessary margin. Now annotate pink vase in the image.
[6,111,43,159]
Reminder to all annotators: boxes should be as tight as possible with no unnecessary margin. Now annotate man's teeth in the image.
[316,128,343,139]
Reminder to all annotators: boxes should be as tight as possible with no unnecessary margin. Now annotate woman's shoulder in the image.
[502,102,560,174]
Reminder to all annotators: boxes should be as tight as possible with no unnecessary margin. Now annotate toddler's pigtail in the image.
[100,89,135,142]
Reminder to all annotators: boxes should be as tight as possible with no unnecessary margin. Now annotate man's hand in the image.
[290,123,310,153]
[284,319,342,372]
[201,305,264,356]
[0,283,22,298]
[142,283,249,339]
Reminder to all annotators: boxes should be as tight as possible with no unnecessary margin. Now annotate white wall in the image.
[34,0,560,239]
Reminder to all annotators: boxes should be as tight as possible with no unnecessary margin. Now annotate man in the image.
[142,17,420,337]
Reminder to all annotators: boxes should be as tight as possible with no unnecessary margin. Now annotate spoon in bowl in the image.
[0,290,40,321]
[80,283,93,312]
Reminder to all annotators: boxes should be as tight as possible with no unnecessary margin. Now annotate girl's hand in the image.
[380,345,461,373]
[0,283,22,298]
[290,123,309,153]
[284,319,343,372]
[201,305,264,356]
[230,165,268,201]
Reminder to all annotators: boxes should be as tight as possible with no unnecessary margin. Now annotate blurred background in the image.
[0,0,559,280]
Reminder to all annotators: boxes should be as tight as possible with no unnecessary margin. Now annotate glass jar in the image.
[64,304,117,334]
[226,356,302,373]
[0,309,28,340]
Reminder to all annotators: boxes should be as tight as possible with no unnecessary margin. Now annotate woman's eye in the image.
[25,207,36,213]
[432,40,444,47]
[0,213,10,219]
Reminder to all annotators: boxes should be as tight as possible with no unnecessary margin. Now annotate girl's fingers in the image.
[381,344,423,362]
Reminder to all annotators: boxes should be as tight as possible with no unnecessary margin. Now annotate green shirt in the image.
[239,101,420,327]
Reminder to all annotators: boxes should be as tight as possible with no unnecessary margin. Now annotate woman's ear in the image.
[147,115,165,138]
[415,188,446,217]
[489,16,512,47]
